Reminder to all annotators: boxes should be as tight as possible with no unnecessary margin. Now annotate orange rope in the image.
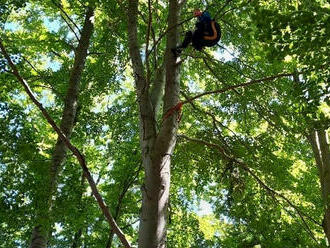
[163,101,184,122]
[203,21,218,40]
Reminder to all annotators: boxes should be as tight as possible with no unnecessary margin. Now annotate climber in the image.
[172,9,221,57]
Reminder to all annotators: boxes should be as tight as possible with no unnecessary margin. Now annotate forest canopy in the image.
[0,0,329,247]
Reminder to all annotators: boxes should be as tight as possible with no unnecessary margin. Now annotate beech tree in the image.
[0,0,329,247]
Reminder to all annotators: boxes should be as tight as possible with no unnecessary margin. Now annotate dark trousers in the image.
[179,30,204,51]
[178,23,221,51]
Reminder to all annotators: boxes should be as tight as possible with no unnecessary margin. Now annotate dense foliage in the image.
[0,0,329,247]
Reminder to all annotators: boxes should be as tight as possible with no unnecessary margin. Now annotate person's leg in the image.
[191,29,204,51]
[180,31,193,48]
[172,31,193,57]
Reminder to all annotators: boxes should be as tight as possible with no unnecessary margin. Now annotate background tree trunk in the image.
[29,7,94,248]
[307,129,330,242]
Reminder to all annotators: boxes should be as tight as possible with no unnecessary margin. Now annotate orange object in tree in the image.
[163,102,184,122]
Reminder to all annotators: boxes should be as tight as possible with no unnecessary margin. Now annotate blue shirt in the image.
[198,11,212,23]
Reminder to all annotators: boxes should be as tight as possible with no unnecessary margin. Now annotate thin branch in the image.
[50,49,64,58]
[202,51,254,80]
[59,12,80,41]
[216,44,261,74]
[203,54,302,133]
[214,0,233,20]
[22,57,63,99]
[147,16,194,57]
[0,38,131,248]
[145,0,152,86]
[52,0,81,35]
[201,55,279,128]
[217,0,253,19]
[238,160,322,243]
[179,0,188,7]
[182,72,295,104]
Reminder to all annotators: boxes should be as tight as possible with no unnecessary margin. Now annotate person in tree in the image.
[172,9,221,57]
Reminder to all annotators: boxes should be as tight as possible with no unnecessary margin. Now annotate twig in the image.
[59,14,80,41]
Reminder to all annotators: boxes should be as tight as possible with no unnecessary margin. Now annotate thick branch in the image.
[307,131,324,182]
[127,0,146,92]
[145,0,152,65]
[154,0,181,155]
[150,64,165,115]
[0,39,131,248]
[127,0,157,142]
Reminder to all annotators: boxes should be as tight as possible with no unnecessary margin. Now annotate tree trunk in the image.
[127,0,181,247]
[307,129,330,242]
[29,7,94,248]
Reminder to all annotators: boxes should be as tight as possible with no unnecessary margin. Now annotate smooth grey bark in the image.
[307,129,330,242]
[150,64,165,115]
[29,7,95,248]
[127,0,181,247]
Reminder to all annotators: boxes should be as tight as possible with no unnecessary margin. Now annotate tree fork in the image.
[126,0,182,247]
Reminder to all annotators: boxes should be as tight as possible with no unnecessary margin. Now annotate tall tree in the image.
[28,6,95,247]
[1,0,329,247]
[127,0,182,246]
[308,130,330,241]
